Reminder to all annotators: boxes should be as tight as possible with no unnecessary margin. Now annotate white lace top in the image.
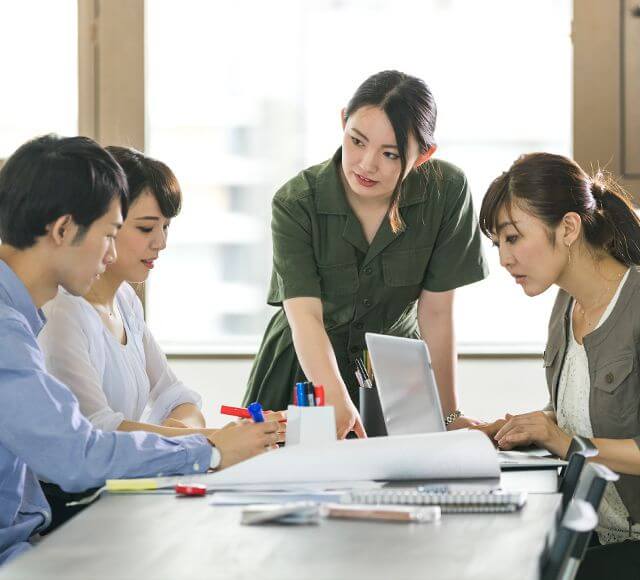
[39,284,202,430]
[557,269,640,544]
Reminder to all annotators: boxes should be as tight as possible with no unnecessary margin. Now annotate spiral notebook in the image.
[344,489,528,514]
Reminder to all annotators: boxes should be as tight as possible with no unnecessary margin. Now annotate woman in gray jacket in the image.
[478,153,640,579]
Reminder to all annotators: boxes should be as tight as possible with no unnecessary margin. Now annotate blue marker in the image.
[247,401,265,422]
[296,382,308,407]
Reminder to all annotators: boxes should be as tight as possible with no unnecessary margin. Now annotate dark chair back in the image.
[540,498,598,580]
[562,462,619,579]
[558,436,598,513]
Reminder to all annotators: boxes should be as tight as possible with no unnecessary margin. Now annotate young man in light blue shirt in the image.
[0,135,279,564]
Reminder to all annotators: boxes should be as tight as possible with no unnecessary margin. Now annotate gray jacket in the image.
[544,266,640,524]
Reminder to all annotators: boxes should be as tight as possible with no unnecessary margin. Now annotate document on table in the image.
[107,430,500,490]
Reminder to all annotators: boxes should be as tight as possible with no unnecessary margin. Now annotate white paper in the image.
[152,430,499,489]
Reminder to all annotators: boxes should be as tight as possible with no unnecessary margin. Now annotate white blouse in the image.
[39,284,201,431]
[557,269,640,544]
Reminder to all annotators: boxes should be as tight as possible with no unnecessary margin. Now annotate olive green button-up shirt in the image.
[244,149,488,411]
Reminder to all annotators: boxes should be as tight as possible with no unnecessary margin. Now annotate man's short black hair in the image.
[0,134,129,249]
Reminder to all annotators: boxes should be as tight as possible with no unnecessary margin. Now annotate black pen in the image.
[355,358,373,389]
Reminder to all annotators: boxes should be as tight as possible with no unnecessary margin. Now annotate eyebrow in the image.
[495,221,518,233]
[134,216,161,221]
[351,127,398,150]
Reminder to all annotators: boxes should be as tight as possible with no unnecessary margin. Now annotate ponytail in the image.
[584,173,640,266]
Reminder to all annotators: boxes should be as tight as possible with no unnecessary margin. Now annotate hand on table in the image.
[470,416,510,445]
[326,393,367,439]
[494,411,571,458]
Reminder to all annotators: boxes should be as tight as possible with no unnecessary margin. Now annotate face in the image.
[341,105,420,201]
[57,197,123,296]
[106,190,170,283]
[491,204,568,297]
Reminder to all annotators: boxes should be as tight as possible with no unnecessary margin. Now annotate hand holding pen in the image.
[220,404,287,443]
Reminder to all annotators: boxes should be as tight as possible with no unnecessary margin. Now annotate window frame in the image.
[80,0,632,358]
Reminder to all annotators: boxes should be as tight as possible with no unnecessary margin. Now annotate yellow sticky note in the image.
[105,478,159,492]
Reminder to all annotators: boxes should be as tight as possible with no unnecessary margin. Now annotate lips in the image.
[141,259,156,269]
[513,275,527,285]
[354,172,377,188]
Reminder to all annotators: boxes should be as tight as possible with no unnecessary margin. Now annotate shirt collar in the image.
[0,259,47,336]
[315,147,431,215]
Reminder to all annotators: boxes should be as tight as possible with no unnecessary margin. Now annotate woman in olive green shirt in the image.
[244,70,488,438]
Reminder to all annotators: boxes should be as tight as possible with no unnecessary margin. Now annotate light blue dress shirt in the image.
[0,259,213,565]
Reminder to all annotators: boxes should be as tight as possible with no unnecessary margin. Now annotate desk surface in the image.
[1,489,561,580]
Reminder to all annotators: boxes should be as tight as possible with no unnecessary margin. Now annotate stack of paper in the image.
[107,430,499,491]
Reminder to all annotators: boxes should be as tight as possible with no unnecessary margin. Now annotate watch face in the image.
[210,446,222,470]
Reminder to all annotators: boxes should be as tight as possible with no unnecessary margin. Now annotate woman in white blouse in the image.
[38,146,284,531]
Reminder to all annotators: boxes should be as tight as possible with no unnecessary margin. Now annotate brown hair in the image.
[105,146,181,218]
[345,70,437,233]
[480,153,640,266]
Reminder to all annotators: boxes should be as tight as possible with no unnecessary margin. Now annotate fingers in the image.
[498,429,532,449]
[495,413,546,441]
[264,410,287,423]
[261,431,280,448]
[353,417,367,439]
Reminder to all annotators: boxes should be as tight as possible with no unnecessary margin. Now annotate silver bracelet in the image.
[444,410,462,425]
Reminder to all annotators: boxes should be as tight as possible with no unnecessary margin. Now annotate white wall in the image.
[169,358,549,428]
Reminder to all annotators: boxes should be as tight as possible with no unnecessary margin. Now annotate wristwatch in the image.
[444,410,462,426]
[209,443,221,470]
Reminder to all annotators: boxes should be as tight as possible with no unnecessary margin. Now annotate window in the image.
[0,1,78,159]
[145,0,571,353]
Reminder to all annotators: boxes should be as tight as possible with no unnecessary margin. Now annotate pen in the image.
[355,358,373,389]
[247,401,265,422]
[296,382,308,407]
[323,504,441,523]
[305,382,316,406]
[220,405,252,419]
[314,384,325,406]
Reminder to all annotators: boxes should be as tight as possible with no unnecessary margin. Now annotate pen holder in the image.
[286,405,337,446]
[359,386,387,437]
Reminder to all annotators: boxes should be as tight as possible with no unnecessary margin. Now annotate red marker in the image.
[220,405,251,419]
[314,385,325,406]
[175,483,207,497]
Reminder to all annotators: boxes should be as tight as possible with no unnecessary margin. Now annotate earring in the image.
[566,243,572,265]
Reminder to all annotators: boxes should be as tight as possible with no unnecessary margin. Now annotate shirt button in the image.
[364,267,373,275]
[354,321,364,330]
[363,298,371,307]
[193,463,200,472]
[350,346,361,354]
[605,373,614,384]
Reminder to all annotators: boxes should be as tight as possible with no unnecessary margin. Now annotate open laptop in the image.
[365,333,446,435]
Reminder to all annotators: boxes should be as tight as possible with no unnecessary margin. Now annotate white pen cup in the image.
[286,405,337,446]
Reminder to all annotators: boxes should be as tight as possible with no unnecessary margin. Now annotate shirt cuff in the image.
[210,445,222,469]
